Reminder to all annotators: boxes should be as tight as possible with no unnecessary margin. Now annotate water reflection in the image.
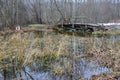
[14,59,111,80]
[0,73,3,80]
[77,58,111,79]
[15,66,70,80]
[0,30,117,80]
[118,77,120,80]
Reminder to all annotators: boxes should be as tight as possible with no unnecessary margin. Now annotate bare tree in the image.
[0,0,120,30]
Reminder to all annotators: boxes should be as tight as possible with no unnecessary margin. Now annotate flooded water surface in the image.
[0,30,118,80]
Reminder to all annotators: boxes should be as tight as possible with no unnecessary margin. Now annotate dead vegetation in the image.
[81,36,120,79]
[0,30,120,79]
[0,31,75,79]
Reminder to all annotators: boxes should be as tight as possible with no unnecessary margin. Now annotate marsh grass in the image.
[0,29,120,79]
[92,30,120,35]
[0,31,76,79]
[80,35,120,79]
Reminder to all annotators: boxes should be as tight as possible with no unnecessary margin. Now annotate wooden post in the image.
[16,25,21,31]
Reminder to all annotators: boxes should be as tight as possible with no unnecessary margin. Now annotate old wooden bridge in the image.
[55,23,106,33]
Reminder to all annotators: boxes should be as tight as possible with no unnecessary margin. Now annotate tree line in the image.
[0,0,120,29]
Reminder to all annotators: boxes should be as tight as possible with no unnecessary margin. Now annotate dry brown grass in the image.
[0,31,74,79]
[80,36,120,79]
[1,30,120,79]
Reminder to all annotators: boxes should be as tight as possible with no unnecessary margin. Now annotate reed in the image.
[0,31,74,79]
[1,30,120,79]
[82,36,120,79]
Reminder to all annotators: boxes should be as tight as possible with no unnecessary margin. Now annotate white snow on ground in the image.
[98,23,120,30]
[98,23,120,26]
[103,23,120,26]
